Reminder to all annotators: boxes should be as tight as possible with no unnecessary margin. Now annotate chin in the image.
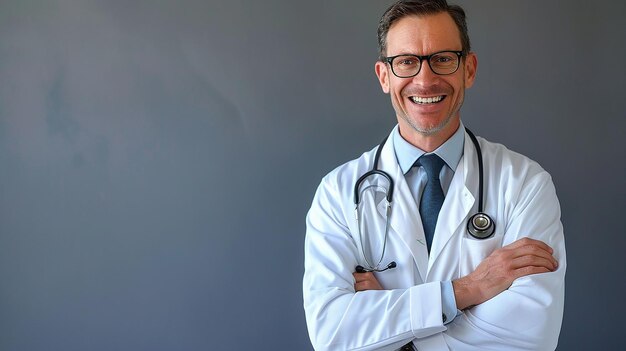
[406,115,454,136]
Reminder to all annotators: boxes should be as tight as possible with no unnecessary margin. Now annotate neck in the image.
[398,118,460,152]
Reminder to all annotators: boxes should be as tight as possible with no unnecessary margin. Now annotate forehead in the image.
[386,12,462,55]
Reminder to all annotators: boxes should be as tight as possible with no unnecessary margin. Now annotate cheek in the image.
[449,78,466,98]
[390,80,407,98]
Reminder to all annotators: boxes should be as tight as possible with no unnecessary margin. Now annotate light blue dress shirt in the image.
[392,123,465,324]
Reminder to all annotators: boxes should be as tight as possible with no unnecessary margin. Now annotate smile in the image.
[410,95,445,104]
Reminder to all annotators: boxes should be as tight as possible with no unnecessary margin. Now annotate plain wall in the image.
[0,0,624,350]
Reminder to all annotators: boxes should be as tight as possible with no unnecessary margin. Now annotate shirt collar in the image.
[392,123,465,174]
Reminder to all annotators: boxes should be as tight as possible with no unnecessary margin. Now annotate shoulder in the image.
[478,136,549,180]
[307,144,380,223]
[318,145,379,193]
[477,136,557,207]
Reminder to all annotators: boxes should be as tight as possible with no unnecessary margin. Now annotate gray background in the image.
[0,0,624,350]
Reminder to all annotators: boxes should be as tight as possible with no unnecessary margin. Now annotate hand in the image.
[353,271,384,291]
[453,237,558,310]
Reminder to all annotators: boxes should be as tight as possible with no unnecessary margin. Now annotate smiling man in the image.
[303,1,565,350]
[376,12,475,151]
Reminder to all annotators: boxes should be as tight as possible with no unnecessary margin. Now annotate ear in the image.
[375,61,390,94]
[464,52,478,88]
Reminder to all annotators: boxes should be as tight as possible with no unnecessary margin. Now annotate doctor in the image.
[303,1,565,350]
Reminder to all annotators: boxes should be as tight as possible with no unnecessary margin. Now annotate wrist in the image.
[452,277,480,310]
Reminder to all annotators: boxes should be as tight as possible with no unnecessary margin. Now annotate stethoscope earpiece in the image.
[467,212,495,239]
[355,261,396,273]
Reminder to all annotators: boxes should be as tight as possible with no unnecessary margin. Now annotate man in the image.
[303,1,566,350]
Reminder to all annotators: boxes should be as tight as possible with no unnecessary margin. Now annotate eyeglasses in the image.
[384,50,464,78]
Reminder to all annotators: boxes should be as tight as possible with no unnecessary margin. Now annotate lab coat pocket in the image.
[459,236,501,276]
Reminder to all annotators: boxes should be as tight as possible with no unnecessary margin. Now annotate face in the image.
[375,12,477,147]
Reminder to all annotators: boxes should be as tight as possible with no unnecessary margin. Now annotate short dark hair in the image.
[377,0,471,61]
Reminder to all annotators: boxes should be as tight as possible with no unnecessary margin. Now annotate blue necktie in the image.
[415,154,445,253]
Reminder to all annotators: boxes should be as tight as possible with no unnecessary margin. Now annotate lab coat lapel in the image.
[427,132,478,273]
[376,134,430,282]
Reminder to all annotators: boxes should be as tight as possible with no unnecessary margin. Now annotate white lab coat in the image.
[303,128,566,351]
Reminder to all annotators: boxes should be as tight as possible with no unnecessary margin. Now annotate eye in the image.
[396,57,418,66]
[433,55,454,63]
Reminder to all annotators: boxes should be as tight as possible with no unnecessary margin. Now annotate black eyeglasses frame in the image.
[383,50,465,78]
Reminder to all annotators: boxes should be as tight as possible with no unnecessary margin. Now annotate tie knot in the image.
[416,154,445,179]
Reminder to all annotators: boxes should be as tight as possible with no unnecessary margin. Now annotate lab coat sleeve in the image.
[444,169,566,351]
[303,173,446,351]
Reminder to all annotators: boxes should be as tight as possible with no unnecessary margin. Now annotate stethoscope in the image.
[354,127,495,273]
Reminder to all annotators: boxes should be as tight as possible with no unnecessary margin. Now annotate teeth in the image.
[411,96,444,104]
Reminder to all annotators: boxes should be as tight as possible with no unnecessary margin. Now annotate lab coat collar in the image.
[393,124,465,175]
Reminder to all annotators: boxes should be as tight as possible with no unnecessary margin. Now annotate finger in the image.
[354,281,369,291]
[513,265,551,279]
[511,254,558,271]
[508,245,558,268]
[503,239,555,260]
[353,272,375,283]
[505,237,552,252]
[354,280,383,291]
[506,237,554,254]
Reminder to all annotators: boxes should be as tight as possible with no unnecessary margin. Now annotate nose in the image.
[412,61,439,84]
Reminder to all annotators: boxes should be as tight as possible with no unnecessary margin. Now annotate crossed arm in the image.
[354,237,558,310]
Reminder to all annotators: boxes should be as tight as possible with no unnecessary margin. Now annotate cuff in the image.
[441,281,459,324]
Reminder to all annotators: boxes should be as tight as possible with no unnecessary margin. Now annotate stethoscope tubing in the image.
[353,135,393,205]
[465,128,485,213]
[353,127,495,272]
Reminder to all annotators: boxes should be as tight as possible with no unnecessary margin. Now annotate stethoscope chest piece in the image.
[467,212,495,239]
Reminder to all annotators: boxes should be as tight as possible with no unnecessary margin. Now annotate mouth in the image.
[409,95,446,105]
